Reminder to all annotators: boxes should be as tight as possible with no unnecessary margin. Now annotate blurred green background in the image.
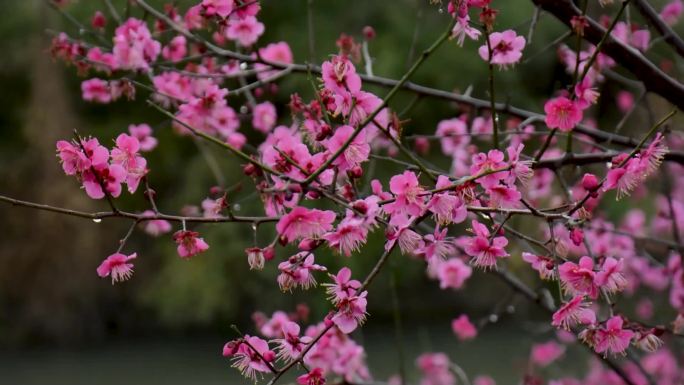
[0,0,678,384]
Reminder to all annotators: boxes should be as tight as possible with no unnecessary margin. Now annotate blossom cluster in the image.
[36,0,684,384]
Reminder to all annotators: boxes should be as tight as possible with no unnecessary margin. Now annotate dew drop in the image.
[438,7,444,13]
[92,218,102,223]
[233,203,241,212]
[240,105,249,114]
[488,314,499,323]
[251,223,258,232]
[239,62,248,70]
[506,305,515,314]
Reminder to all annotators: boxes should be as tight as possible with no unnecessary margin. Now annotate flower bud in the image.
[362,26,376,41]
[581,173,599,192]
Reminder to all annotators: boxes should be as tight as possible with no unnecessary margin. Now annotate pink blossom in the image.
[111,133,147,193]
[485,184,521,208]
[595,257,627,294]
[276,206,336,243]
[451,314,477,341]
[202,196,227,218]
[201,0,234,18]
[384,171,425,217]
[245,247,265,270]
[173,230,209,258]
[530,341,565,367]
[522,252,556,280]
[297,367,325,385]
[112,18,161,71]
[252,101,277,133]
[594,316,634,356]
[451,15,481,46]
[416,353,455,385]
[81,78,111,103]
[323,125,370,172]
[323,217,367,257]
[324,267,361,305]
[162,35,187,62]
[331,291,367,334]
[416,227,455,261]
[544,96,582,132]
[321,55,361,95]
[478,29,526,68]
[574,78,600,109]
[616,91,634,113]
[552,295,596,330]
[230,336,275,381]
[464,220,509,269]
[275,321,313,361]
[437,258,472,290]
[128,124,158,152]
[435,118,470,155]
[277,253,326,291]
[82,164,127,199]
[256,42,294,80]
[559,256,599,298]
[140,210,172,236]
[661,0,684,25]
[96,252,136,283]
[427,176,467,226]
[225,16,264,46]
[470,149,508,188]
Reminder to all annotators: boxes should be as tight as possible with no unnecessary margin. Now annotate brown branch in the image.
[532,0,684,110]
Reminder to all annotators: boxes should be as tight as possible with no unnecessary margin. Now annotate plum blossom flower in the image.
[416,227,456,261]
[323,125,370,172]
[297,367,325,385]
[229,336,276,381]
[522,252,556,280]
[559,256,599,298]
[111,133,147,193]
[331,290,368,334]
[544,96,583,132]
[323,217,367,257]
[324,267,361,305]
[276,207,336,243]
[478,29,526,68]
[451,15,481,46]
[201,0,233,18]
[416,353,455,385]
[594,316,634,356]
[81,78,111,103]
[128,124,158,152]
[140,210,172,236]
[162,35,187,63]
[82,164,127,199]
[112,18,161,71]
[595,257,627,295]
[275,321,313,361]
[173,230,209,258]
[96,252,136,283]
[245,247,265,270]
[277,253,326,291]
[321,55,361,95]
[384,171,425,217]
[452,314,477,341]
[437,258,473,290]
[661,0,684,25]
[530,341,565,367]
[225,16,265,46]
[252,101,277,133]
[435,118,470,156]
[464,220,509,269]
[551,295,596,330]
[427,178,467,226]
[256,42,294,80]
